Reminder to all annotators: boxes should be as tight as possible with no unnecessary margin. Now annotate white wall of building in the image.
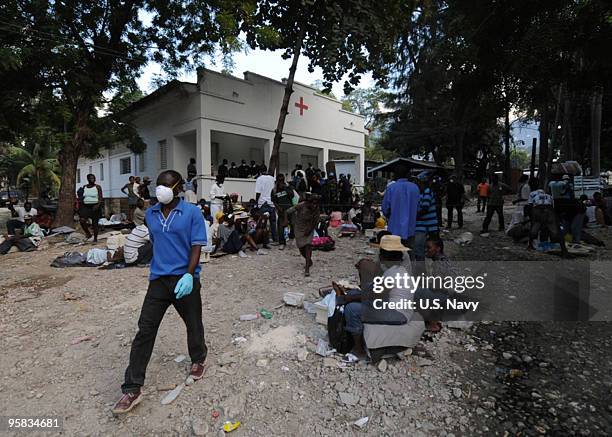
[77,69,366,201]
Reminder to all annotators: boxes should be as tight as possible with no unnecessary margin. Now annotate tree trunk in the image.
[562,93,573,160]
[590,86,603,177]
[268,27,306,176]
[53,110,90,227]
[503,102,511,183]
[530,137,537,179]
[538,109,549,188]
[453,128,465,183]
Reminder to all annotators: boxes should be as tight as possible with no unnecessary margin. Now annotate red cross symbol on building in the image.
[294,96,309,116]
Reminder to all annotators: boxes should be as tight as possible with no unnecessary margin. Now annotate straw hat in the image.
[379,235,410,252]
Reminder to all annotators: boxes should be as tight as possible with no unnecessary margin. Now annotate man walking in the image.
[481,174,509,235]
[446,175,465,229]
[476,178,489,213]
[381,163,420,248]
[414,173,439,262]
[113,170,208,414]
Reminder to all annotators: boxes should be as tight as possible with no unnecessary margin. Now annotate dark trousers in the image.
[259,203,277,242]
[446,204,463,228]
[122,276,207,394]
[0,237,36,254]
[482,204,504,232]
[277,209,288,244]
[477,196,488,212]
[530,206,565,248]
[6,219,25,235]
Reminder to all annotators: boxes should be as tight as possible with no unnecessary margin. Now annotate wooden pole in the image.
[530,137,537,179]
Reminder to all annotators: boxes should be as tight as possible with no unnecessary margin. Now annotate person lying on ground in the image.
[0,214,44,255]
[123,223,152,265]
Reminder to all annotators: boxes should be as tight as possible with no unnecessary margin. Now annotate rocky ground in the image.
[1,202,611,436]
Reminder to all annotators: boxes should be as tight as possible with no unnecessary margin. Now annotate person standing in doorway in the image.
[446,175,465,229]
[255,171,278,243]
[481,174,509,235]
[286,193,321,276]
[238,160,250,178]
[78,174,103,242]
[476,178,489,213]
[217,159,229,177]
[187,158,197,179]
[112,170,207,414]
[210,175,227,223]
[381,163,420,248]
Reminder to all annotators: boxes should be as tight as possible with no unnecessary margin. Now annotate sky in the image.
[135,47,375,99]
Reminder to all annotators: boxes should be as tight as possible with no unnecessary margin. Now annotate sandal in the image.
[342,353,360,364]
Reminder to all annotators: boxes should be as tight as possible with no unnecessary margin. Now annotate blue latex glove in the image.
[174,273,193,299]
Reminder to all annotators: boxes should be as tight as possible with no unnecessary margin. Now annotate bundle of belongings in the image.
[338,223,359,237]
[50,224,152,268]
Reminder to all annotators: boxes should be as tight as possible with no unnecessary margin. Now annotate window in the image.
[139,150,146,172]
[120,157,131,175]
[159,140,167,170]
[76,169,81,184]
[99,163,104,181]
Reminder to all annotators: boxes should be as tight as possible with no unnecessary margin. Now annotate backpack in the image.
[327,306,355,354]
[312,236,335,251]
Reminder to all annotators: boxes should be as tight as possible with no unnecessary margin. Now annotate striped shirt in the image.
[415,187,438,233]
[124,224,150,264]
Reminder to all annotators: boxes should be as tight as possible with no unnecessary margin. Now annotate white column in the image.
[198,120,212,199]
[357,151,365,185]
[318,148,329,170]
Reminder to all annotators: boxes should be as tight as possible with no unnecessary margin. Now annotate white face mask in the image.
[155,181,179,205]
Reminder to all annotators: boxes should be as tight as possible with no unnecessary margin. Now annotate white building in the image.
[77,68,366,201]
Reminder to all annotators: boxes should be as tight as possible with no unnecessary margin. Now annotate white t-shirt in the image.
[210,183,225,205]
[124,224,150,264]
[255,175,275,207]
[14,206,38,222]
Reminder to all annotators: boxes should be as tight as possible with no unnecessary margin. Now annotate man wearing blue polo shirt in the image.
[113,170,208,414]
[381,163,420,249]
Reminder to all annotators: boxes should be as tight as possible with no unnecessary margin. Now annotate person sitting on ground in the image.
[228,162,239,178]
[6,200,38,236]
[348,201,361,228]
[592,192,611,226]
[360,201,377,231]
[0,214,44,255]
[200,203,213,225]
[133,198,146,226]
[213,214,245,256]
[249,211,271,249]
[34,206,54,234]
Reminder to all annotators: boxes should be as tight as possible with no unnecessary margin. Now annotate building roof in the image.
[119,80,197,120]
[367,157,449,175]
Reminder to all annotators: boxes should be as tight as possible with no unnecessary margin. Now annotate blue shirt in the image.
[381,178,420,240]
[146,199,207,280]
[415,187,438,233]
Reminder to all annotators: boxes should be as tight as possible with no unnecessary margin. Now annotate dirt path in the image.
[1,201,610,436]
